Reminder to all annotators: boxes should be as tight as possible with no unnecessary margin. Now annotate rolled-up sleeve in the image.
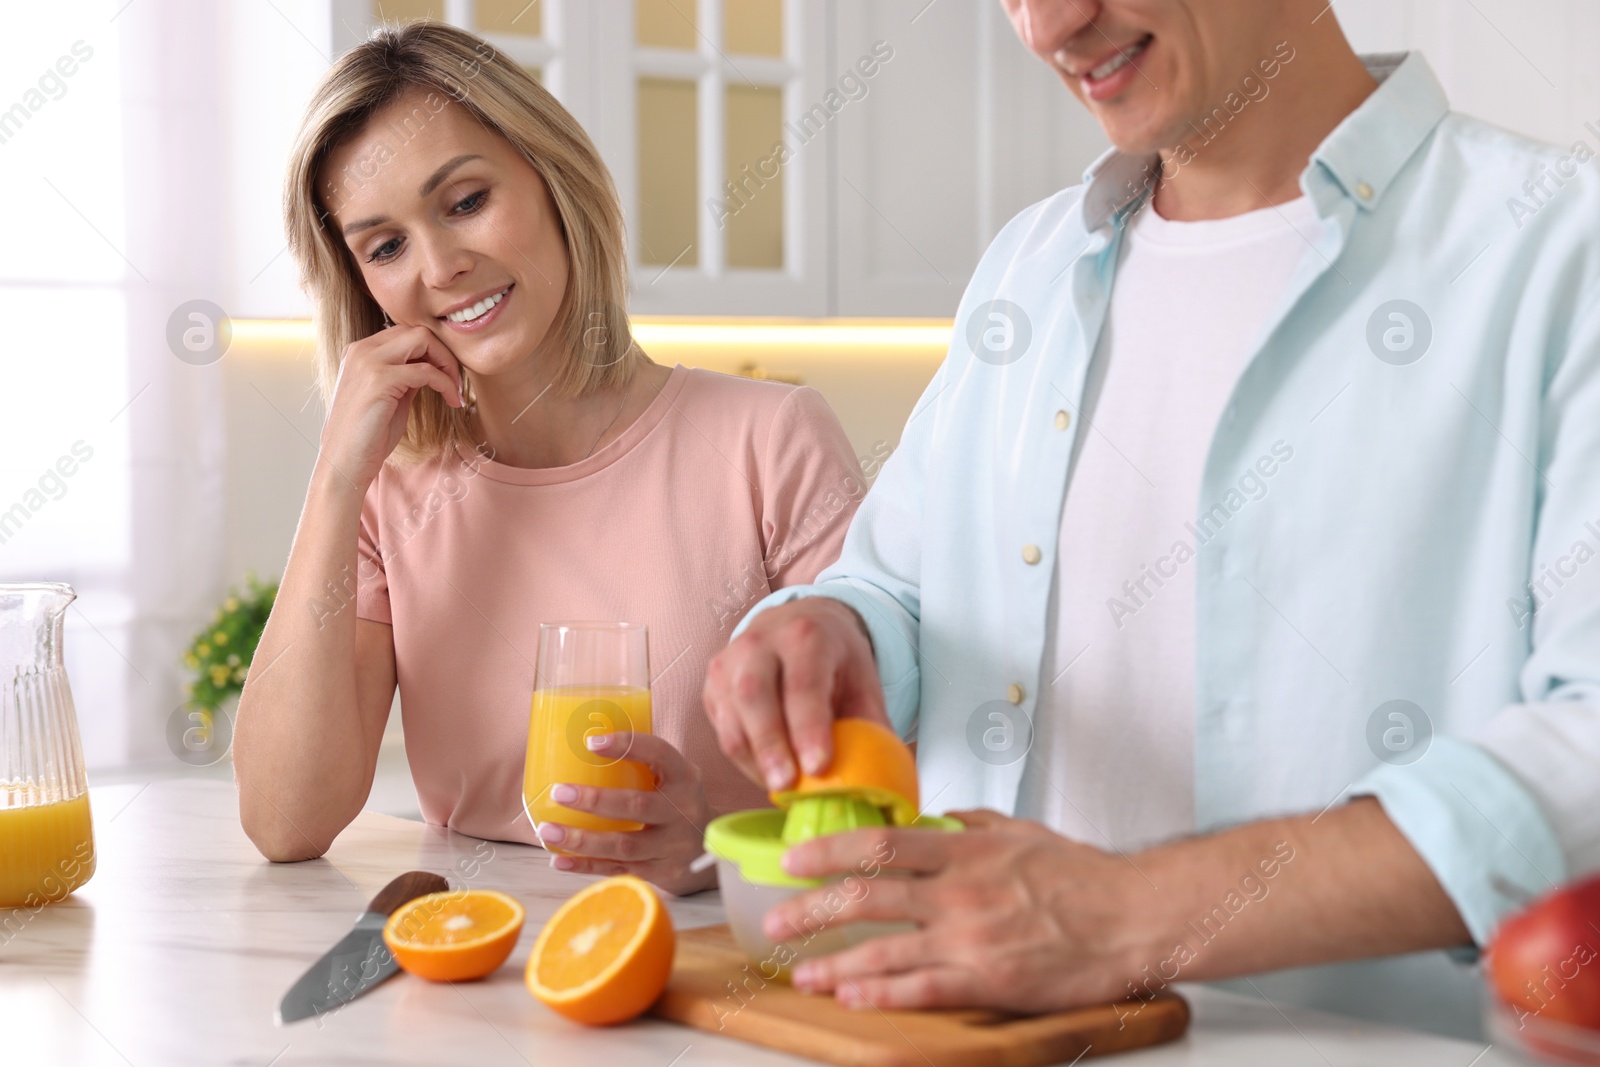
[1349,741,1569,945]
[1353,302,1600,945]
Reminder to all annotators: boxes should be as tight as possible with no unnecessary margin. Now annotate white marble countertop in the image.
[0,781,1527,1066]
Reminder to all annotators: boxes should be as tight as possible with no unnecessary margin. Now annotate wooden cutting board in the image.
[649,925,1190,1067]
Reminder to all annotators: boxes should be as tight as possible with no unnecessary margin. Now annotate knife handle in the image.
[367,871,451,916]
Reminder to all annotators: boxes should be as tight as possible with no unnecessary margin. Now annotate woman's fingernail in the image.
[800,746,826,774]
[763,912,789,940]
[538,822,566,844]
[585,733,611,751]
[791,963,816,988]
[838,984,863,1008]
[551,783,578,804]
[552,856,575,871]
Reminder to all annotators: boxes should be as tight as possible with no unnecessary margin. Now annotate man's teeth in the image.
[1089,37,1149,81]
[447,287,509,323]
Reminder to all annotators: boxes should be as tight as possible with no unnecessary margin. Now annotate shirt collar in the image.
[1077,50,1452,232]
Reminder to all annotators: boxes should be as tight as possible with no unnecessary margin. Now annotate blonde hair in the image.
[283,21,639,464]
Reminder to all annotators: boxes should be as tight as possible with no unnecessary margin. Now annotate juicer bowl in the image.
[706,808,963,976]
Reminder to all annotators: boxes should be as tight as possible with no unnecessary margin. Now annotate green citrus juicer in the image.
[780,793,887,844]
[704,798,963,977]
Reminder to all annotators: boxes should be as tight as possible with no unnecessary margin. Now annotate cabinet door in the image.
[832,0,1106,317]
[595,0,832,316]
[343,1,565,87]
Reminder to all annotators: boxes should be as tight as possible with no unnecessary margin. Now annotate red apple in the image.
[1488,874,1600,1033]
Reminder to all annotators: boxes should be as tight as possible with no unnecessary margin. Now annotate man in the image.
[702,0,1600,1023]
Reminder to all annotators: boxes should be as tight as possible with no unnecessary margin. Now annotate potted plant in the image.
[181,573,278,740]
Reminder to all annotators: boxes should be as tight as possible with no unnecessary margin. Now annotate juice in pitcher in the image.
[1,583,97,909]
[521,622,655,846]
[0,791,96,907]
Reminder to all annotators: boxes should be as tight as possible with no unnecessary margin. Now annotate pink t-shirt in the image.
[355,365,863,844]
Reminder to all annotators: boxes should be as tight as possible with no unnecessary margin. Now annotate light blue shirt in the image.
[737,52,1600,948]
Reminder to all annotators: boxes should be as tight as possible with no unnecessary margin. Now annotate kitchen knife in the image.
[277,870,450,1025]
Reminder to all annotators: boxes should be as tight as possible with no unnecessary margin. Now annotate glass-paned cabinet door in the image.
[475,0,543,35]
[723,83,783,269]
[623,0,828,315]
[636,76,699,268]
[724,0,781,56]
[352,1,565,109]
[635,0,696,49]
[372,0,443,21]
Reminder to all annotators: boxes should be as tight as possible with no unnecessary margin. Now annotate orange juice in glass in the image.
[523,622,654,849]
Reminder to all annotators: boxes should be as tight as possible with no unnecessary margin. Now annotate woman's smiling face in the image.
[320,88,571,380]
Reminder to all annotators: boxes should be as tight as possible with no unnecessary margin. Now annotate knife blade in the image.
[277,870,450,1025]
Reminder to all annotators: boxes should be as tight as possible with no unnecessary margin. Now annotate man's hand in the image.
[703,598,889,792]
[761,800,1472,1013]
[764,809,1156,1012]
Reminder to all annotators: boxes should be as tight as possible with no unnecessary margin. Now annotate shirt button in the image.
[1022,544,1042,565]
[1007,683,1025,704]
[1054,410,1071,431]
[1356,180,1374,201]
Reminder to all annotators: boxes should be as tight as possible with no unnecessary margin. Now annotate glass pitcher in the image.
[0,583,95,908]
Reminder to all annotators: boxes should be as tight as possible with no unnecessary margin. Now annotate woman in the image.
[233,22,863,895]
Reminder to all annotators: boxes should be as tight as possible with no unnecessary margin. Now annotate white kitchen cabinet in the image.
[591,0,835,316]
[329,0,1104,317]
[831,0,1106,316]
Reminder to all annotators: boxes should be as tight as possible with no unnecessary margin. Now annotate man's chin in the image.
[1089,109,1194,162]
[1102,129,1175,162]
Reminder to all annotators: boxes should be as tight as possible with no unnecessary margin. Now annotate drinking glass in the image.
[522,622,654,850]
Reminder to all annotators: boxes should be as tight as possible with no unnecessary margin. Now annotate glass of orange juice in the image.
[523,622,654,851]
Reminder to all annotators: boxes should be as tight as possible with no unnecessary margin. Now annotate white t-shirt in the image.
[1015,194,1319,851]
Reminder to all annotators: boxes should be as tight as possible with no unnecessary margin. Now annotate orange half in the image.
[525,875,676,1026]
[382,889,526,982]
[771,718,919,826]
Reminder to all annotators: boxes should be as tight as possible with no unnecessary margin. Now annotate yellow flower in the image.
[213,631,229,645]
[226,654,240,667]
[184,653,199,670]
[232,667,247,684]
[197,643,211,658]
[224,597,239,613]
[209,665,231,686]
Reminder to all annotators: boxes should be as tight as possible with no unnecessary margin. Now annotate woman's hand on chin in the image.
[534,732,716,896]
